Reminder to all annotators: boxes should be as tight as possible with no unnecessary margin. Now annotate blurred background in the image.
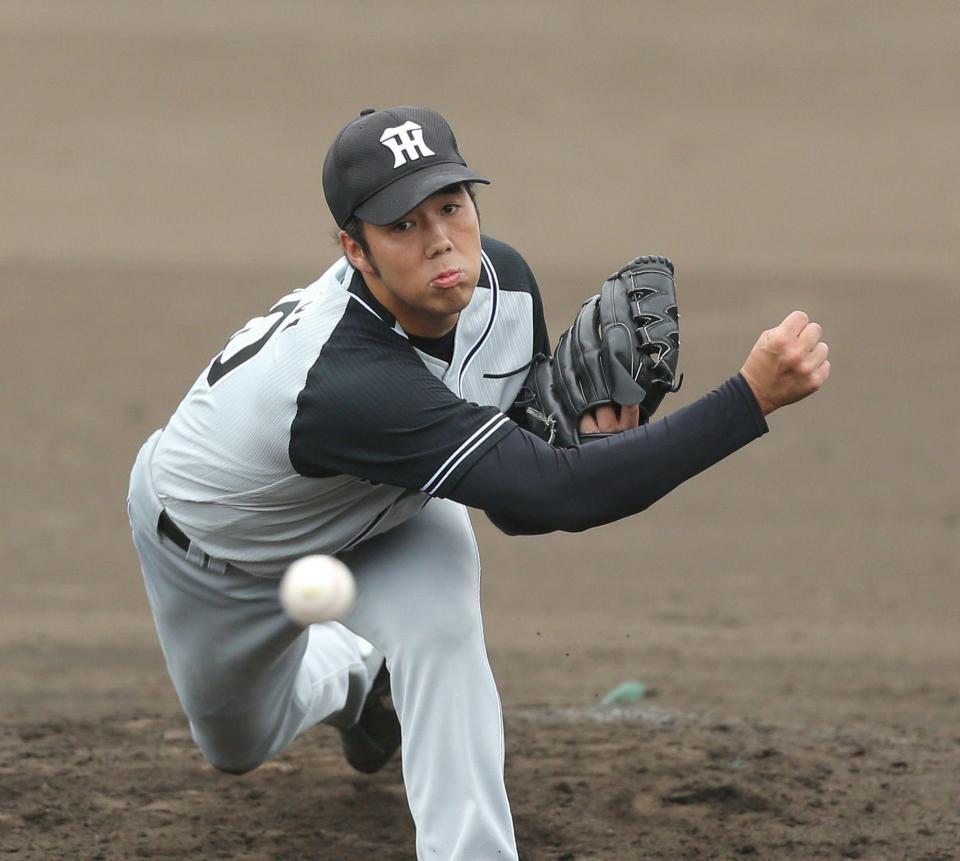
[2,0,957,735]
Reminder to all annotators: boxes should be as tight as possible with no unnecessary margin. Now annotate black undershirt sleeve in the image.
[442,374,768,534]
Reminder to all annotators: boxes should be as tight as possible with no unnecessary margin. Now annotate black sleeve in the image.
[443,374,768,533]
[527,260,551,357]
[289,322,513,495]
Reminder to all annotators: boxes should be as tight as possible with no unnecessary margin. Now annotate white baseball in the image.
[279,555,356,626]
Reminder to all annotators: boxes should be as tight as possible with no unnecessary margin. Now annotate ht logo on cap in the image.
[380,121,436,168]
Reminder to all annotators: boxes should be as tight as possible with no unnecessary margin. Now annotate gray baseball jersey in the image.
[151,235,548,576]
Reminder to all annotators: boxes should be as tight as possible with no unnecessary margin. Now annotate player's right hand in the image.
[739,311,830,416]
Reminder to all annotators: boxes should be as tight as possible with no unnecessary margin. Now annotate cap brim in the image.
[353,163,490,225]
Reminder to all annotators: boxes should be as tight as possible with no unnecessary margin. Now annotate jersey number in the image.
[207,299,301,386]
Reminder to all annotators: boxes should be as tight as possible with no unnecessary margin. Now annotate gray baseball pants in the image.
[127,433,518,860]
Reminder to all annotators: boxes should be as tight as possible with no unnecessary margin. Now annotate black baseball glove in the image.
[513,255,682,447]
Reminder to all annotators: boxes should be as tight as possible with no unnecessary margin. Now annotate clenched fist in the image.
[739,311,830,416]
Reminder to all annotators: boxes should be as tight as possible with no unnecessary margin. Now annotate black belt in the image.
[158,509,191,553]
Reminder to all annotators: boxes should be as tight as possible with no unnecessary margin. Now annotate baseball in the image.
[279,555,356,626]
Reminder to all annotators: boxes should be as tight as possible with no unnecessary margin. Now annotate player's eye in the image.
[392,220,414,233]
[441,203,460,215]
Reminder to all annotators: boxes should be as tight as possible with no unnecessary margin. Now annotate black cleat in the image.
[338,663,401,774]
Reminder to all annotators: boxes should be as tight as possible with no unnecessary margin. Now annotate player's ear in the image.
[339,231,375,276]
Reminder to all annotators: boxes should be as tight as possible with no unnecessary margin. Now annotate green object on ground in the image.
[600,680,647,705]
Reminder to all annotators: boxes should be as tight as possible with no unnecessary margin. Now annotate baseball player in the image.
[126,106,829,860]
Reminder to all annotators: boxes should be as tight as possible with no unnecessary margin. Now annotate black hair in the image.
[336,182,480,258]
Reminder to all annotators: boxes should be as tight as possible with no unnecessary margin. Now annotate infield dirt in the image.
[2,3,958,859]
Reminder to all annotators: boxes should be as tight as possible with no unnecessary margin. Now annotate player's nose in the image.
[424,218,453,257]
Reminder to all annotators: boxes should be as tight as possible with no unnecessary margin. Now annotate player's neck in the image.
[361,274,461,339]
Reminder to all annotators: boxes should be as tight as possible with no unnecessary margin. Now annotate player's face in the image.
[341,186,482,338]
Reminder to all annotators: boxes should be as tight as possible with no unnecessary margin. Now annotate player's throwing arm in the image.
[459,261,832,535]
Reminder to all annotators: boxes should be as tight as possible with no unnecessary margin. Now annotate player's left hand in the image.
[578,403,641,435]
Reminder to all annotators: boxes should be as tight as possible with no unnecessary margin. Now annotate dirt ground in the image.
[2,3,958,859]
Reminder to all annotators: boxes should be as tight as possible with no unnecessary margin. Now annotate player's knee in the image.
[200,742,267,776]
[190,718,271,776]
[208,756,262,776]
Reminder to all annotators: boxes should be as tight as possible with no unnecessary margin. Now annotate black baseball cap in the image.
[323,106,490,228]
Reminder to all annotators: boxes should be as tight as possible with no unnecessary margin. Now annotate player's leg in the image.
[340,498,518,861]
[127,433,378,773]
[129,433,516,857]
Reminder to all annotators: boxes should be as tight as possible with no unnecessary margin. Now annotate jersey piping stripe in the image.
[421,415,511,496]
[457,249,500,394]
[344,271,410,339]
[348,294,383,321]
[340,504,392,553]
[420,413,511,495]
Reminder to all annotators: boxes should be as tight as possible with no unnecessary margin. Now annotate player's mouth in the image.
[430,268,463,289]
